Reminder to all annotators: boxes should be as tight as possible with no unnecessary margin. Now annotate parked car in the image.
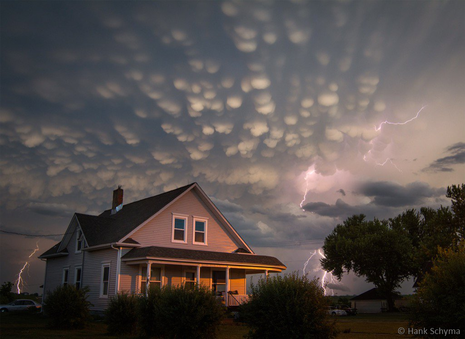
[0,299,42,312]
[342,307,357,316]
[328,307,347,316]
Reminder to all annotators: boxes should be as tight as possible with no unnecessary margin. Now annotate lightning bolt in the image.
[302,250,317,275]
[375,105,427,131]
[300,167,315,210]
[302,248,337,296]
[15,241,40,294]
[375,158,402,172]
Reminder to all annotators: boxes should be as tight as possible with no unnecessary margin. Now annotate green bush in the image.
[240,273,338,339]
[157,284,225,339]
[105,292,139,335]
[137,286,163,338]
[43,285,92,329]
[410,245,465,337]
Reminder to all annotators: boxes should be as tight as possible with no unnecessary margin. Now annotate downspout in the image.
[111,244,121,295]
[40,258,47,307]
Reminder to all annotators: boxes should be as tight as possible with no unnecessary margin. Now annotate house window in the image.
[100,264,110,297]
[172,215,188,243]
[185,271,196,290]
[75,229,84,253]
[140,266,162,294]
[212,271,226,294]
[75,267,82,290]
[62,268,69,286]
[193,218,207,245]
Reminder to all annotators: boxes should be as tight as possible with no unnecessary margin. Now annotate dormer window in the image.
[193,217,207,245]
[172,214,188,243]
[75,229,84,253]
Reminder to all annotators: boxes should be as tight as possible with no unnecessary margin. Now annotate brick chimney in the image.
[111,186,123,213]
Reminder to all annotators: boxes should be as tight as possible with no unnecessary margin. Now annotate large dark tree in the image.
[321,184,464,312]
[321,215,414,311]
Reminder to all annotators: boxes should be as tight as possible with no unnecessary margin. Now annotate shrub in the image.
[157,284,225,339]
[410,245,465,337]
[43,285,92,329]
[137,286,163,338]
[105,292,139,335]
[240,273,338,339]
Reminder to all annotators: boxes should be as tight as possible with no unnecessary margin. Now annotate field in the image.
[0,312,413,338]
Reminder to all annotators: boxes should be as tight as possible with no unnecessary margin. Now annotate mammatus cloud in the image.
[423,142,465,172]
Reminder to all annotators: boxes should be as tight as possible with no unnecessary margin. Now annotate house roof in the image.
[39,242,68,258]
[122,246,286,269]
[40,182,255,258]
[350,288,401,301]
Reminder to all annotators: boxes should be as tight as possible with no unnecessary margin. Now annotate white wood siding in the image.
[83,249,118,311]
[44,220,84,298]
[130,190,239,252]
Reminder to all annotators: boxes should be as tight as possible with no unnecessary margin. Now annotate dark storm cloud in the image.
[337,189,346,196]
[423,142,465,173]
[356,181,444,207]
[302,199,362,219]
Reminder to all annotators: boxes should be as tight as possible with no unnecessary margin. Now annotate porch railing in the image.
[226,292,249,307]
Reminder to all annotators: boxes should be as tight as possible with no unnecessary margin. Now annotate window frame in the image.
[192,217,208,245]
[171,214,188,244]
[74,266,82,290]
[75,228,84,253]
[100,264,110,298]
[62,267,69,286]
[140,265,163,294]
[184,269,197,290]
[211,270,226,294]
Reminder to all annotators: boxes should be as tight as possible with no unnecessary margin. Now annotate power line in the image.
[0,229,65,237]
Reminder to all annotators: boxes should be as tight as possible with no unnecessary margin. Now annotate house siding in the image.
[83,248,118,311]
[119,249,139,293]
[130,190,239,253]
[229,269,246,294]
[44,222,85,298]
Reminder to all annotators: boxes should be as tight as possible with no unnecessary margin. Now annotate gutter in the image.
[110,244,122,295]
[83,242,141,252]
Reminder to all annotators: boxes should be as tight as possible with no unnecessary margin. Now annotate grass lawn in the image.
[336,313,414,338]
[0,312,248,339]
[0,312,413,338]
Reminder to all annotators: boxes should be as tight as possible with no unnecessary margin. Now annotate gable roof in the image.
[40,182,254,257]
[351,288,401,301]
[122,246,286,269]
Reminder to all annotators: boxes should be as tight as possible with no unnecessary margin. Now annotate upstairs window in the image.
[75,229,84,253]
[193,218,207,245]
[172,215,188,243]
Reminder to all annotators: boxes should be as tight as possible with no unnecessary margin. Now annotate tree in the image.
[0,281,14,303]
[321,215,415,311]
[410,244,465,337]
[446,183,465,239]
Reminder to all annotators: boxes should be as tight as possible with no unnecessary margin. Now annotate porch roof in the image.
[122,246,286,270]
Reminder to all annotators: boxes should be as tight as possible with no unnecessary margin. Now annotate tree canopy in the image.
[321,184,464,312]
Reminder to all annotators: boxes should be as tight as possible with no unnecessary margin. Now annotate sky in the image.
[1,0,464,296]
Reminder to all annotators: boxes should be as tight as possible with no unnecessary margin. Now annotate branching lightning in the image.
[302,250,317,275]
[302,248,338,296]
[299,167,315,210]
[375,105,427,131]
[15,241,40,294]
[375,158,402,172]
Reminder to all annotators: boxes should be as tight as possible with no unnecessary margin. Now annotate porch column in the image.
[196,265,201,286]
[146,262,151,296]
[265,270,269,280]
[225,267,230,307]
